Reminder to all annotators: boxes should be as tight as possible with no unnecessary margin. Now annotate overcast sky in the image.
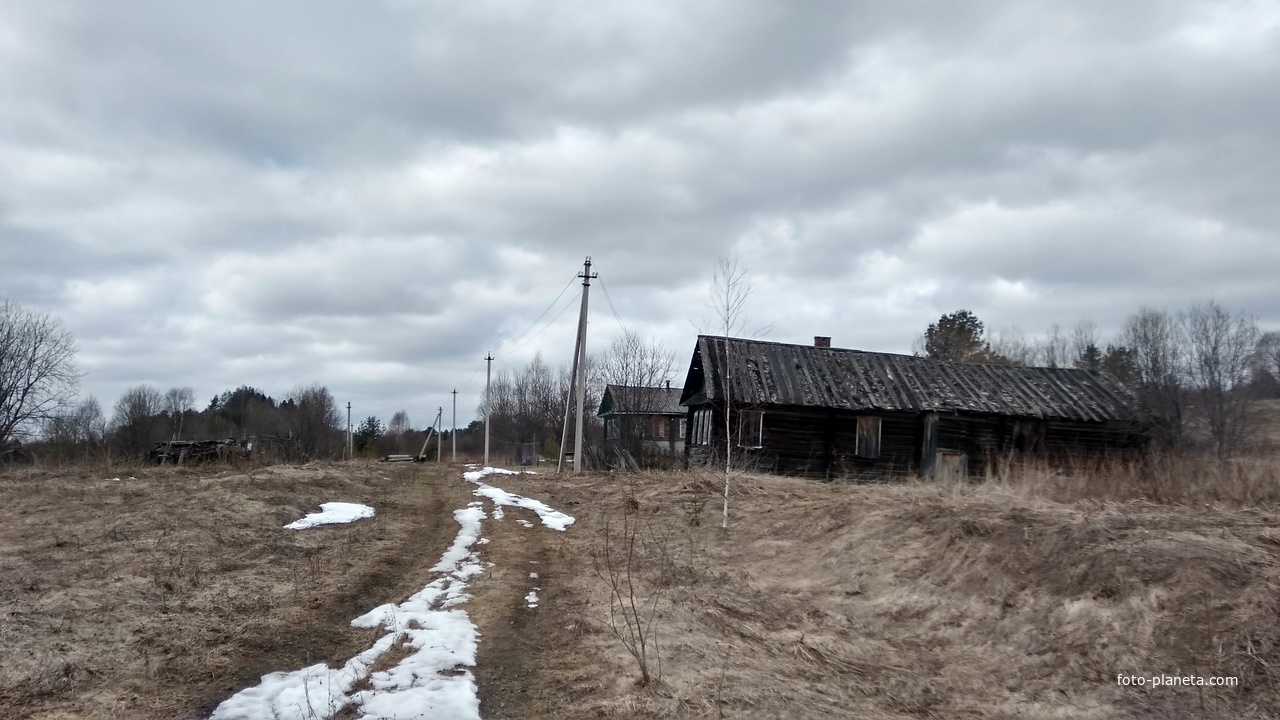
[3,1,1278,430]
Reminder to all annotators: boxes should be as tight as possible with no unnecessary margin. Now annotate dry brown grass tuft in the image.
[985,450,1280,506]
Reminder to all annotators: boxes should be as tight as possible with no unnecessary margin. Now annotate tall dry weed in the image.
[985,450,1280,506]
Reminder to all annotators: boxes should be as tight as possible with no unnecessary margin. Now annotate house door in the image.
[937,451,967,482]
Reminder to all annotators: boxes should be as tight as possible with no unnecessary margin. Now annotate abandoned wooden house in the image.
[598,384,687,464]
[679,335,1146,479]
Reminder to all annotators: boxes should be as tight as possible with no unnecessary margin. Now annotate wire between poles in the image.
[500,272,579,349]
[597,275,629,335]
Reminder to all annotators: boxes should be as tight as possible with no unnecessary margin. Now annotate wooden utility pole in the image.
[572,257,596,474]
[346,401,352,460]
[451,388,458,462]
[437,407,444,464]
[484,353,493,467]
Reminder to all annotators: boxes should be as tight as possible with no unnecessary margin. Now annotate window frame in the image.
[737,410,764,449]
[855,415,882,459]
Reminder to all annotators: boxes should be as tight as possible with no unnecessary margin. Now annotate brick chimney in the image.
[814,336,831,348]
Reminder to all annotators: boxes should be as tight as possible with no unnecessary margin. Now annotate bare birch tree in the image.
[0,299,79,447]
[1183,301,1260,457]
[707,250,751,529]
[164,386,196,440]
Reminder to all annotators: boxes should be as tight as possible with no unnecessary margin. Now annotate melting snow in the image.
[464,468,575,531]
[283,502,374,530]
[211,468,574,720]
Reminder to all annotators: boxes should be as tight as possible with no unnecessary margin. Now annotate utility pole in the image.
[484,353,493,467]
[451,388,458,462]
[572,257,596,474]
[557,321,583,473]
[437,407,444,464]
[346,401,352,460]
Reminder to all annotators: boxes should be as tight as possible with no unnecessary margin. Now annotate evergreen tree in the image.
[923,310,988,362]
[354,416,384,454]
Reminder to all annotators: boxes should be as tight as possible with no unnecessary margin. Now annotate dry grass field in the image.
[0,461,478,719]
[4,455,1280,719]
[492,460,1280,719]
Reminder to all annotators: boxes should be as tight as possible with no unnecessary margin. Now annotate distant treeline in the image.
[919,302,1280,456]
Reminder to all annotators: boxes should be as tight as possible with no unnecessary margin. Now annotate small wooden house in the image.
[598,384,686,462]
[680,335,1146,479]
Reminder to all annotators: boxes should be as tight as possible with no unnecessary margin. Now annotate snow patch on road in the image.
[464,468,575,531]
[212,469,573,720]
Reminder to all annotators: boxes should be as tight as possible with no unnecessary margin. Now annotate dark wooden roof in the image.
[679,336,1138,423]
[598,385,684,417]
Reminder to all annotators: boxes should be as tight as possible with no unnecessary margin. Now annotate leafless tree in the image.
[1070,320,1103,371]
[1039,323,1071,368]
[388,410,411,435]
[706,249,752,528]
[42,396,106,461]
[1257,331,1280,391]
[163,386,196,440]
[387,409,412,452]
[1183,301,1261,457]
[1122,307,1186,446]
[986,326,1035,366]
[74,396,106,447]
[1069,320,1100,367]
[0,299,79,447]
[599,330,677,463]
[289,384,342,458]
[111,384,165,457]
[482,353,579,462]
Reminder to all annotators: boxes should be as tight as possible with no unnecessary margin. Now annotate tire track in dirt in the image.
[196,466,478,717]
[467,502,553,719]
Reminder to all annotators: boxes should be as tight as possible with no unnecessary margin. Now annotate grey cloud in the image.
[2,0,1278,426]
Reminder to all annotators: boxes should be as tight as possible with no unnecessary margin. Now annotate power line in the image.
[499,287,581,356]
[500,272,579,349]
[597,275,629,336]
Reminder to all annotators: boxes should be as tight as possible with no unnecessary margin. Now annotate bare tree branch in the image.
[0,299,79,446]
[1184,301,1260,457]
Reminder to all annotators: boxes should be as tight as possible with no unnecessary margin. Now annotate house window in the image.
[606,418,619,440]
[737,410,764,448]
[678,418,687,440]
[855,416,881,459]
[652,416,667,439]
